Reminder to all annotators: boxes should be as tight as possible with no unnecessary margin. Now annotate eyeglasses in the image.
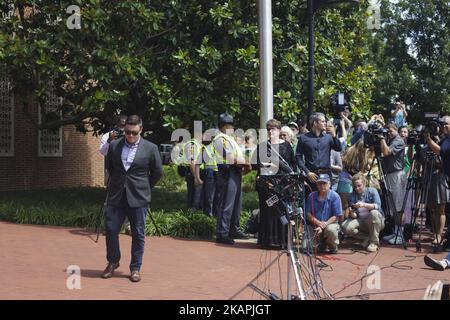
[125,130,140,136]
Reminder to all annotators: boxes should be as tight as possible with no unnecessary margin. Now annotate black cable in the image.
[315,256,334,272]
[331,253,421,299]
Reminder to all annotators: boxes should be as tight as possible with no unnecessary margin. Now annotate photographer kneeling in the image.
[341,174,384,252]
[379,123,406,244]
[302,174,343,254]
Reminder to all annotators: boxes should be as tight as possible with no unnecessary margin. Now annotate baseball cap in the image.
[316,174,330,183]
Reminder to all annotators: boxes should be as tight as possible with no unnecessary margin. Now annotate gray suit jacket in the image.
[106,137,163,207]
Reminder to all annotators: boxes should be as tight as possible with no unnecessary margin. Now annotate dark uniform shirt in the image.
[295,131,342,174]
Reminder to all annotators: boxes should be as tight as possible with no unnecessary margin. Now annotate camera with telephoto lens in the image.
[406,126,422,146]
[423,112,442,137]
[363,120,388,148]
[330,93,350,127]
[112,127,124,139]
[406,113,442,146]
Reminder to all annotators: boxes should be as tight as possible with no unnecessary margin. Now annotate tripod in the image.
[230,174,332,300]
[413,151,439,252]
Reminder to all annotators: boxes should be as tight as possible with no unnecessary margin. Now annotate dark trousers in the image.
[216,167,243,239]
[186,172,202,209]
[201,168,216,216]
[105,193,147,272]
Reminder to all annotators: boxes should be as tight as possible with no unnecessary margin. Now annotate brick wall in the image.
[0,98,104,191]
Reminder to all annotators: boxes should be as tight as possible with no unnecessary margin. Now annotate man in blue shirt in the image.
[303,174,343,253]
[341,173,385,252]
[296,113,342,192]
[104,115,163,282]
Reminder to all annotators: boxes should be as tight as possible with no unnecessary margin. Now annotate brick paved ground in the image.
[0,221,448,300]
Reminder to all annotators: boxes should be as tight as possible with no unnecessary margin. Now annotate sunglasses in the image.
[125,130,140,136]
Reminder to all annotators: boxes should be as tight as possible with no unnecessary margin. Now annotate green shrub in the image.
[242,171,256,192]
[158,165,186,192]
[145,210,174,236]
[167,211,216,239]
[0,184,259,239]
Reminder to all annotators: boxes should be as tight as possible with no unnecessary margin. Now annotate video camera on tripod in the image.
[363,120,388,150]
[407,112,443,147]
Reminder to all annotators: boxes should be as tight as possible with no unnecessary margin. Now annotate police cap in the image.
[218,113,234,125]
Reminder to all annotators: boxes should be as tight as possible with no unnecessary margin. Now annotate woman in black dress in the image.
[252,119,297,249]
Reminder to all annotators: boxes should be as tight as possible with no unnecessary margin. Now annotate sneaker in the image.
[382,233,396,242]
[367,243,379,252]
[388,234,404,245]
[424,255,447,271]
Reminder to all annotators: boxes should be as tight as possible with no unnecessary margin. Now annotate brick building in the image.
[0,77,104,192]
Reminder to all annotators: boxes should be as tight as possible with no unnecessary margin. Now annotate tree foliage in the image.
[0,0,375,141]
[368,0,450,124]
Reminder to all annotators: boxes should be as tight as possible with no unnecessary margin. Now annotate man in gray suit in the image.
[102,115,163,282]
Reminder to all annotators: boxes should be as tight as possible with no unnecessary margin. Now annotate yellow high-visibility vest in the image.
[182,138,202,164]
[212,132,245,165]
[203,143,218,171]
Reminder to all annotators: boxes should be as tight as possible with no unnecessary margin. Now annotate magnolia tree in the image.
[0,0,375,141]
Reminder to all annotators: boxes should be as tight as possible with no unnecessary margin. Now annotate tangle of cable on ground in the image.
[331,251,425,300]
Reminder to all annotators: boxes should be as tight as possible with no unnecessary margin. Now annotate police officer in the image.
[201,130,219,217]
[183,135,203,210]
[213,113,250,244]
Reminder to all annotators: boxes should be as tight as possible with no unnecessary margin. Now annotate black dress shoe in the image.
[101,262,120,279]
[216,237,235,245]
[231,232,250,239]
